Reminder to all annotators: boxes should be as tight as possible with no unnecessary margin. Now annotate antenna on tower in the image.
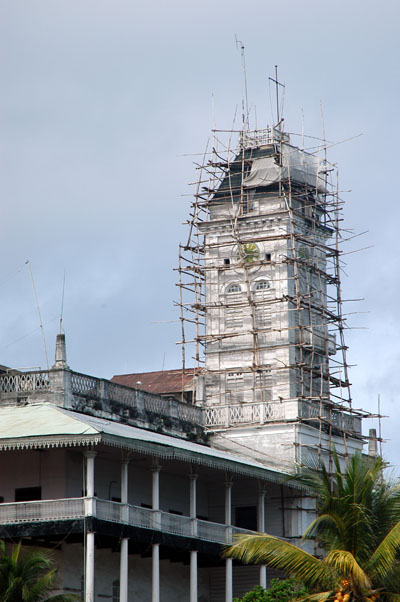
[235,36,249,131]
[268,66,285,128]
[25,259,49,370]
[59,269,66,334]
[378,394,383,457]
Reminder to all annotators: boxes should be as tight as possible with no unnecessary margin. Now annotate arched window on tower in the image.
[254,280,269,291]
[226,283,241,294]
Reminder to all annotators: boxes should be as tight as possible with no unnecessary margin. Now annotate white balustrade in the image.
[0,371,50,393]
[0,498,254,545]
[204,401,285,428]
[0,369,204,428]
[71,372,99,396]
[299,400,361,435]
[0,498,85,523]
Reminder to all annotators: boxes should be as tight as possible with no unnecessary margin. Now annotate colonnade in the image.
[83,451,267,602]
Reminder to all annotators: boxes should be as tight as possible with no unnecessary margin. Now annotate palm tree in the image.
[225,453,400,602]
[0,540,79,602]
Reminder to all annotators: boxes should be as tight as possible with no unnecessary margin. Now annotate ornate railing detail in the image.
[177,403,203,424]
[300,401,362,435]
[0,371,50,394]
[107,381,137,406]
[230,403,260,424]
[0,369,204,429]
[71,373,99,397]
[107,382,203,423]
[0,370,360,435]
[204,401,285,428]
[143,395,169,415]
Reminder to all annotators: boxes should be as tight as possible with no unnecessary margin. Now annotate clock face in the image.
[298,246,310,260]
[238,243,259,263]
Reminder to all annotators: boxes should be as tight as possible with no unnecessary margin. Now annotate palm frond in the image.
[303,513,346,545]
[11,541,21,566]
[27,569,57,602]
[367,520,400,582]
[0,542,75,602]
[224,534,337,590]
[385,594,400,602]
[299,591,334,602]
[324,550,371,591]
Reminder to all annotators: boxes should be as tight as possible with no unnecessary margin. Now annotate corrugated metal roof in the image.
[0,403,294,484]
[0,404,98,438]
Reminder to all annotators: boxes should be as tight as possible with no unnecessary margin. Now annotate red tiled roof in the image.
[111,368,197,395]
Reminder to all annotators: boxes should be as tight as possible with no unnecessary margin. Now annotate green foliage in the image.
[233,578,308,602]
[298,452,400,565]
[0,541,79,602]
[225,453,400,602]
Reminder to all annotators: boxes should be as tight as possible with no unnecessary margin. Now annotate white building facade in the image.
[0,337,311,602]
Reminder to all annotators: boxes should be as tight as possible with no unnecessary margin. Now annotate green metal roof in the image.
[0,403,299,485]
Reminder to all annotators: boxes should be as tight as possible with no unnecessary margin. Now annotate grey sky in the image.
[1,0,399,466]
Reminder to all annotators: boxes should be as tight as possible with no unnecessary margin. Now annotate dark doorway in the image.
[235,506,257,531]
[15,486,42,502]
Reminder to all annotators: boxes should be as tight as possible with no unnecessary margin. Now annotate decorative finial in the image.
[52,333,69,369]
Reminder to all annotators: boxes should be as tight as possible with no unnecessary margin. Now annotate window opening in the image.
[225,306,243,329]
[255,280,269,291]
[226,372,244,403]
[235,506,257,530]
[227,372,243,382]
[15,487,41,502]
[255,370,272,401]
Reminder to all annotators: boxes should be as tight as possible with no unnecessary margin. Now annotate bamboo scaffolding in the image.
[176,124,376,462]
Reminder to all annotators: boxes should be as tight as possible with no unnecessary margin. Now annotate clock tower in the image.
[178,126,364,469]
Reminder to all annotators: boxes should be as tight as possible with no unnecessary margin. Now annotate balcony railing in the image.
[238,127,290,149]
[204,401,285,428]
[0,369,204,427]
[0,371,361,435]
[0,371,51,394]
[0,498,251,545]
[299,400,362,435]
